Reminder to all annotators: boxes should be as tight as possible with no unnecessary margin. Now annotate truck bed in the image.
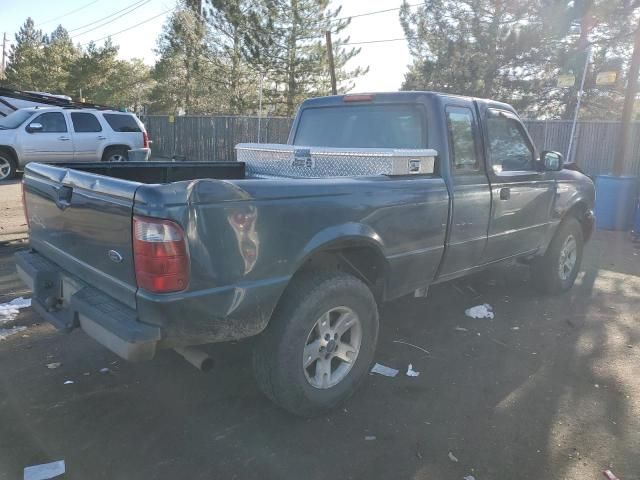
[22,156,450,349]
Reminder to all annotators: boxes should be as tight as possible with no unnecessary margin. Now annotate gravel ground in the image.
[0,181,639,480]
[0,179,27,243]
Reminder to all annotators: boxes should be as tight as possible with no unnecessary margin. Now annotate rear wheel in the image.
[102,147,129,162]
[0,151,17,181]
[253,270,379,416]
[532,217,584,294]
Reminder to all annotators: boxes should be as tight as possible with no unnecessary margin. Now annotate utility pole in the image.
[1,33,7,77]
[257,71,264,143]
[613,22,640,176]
[325,31,337,95]
[566,46,591,164]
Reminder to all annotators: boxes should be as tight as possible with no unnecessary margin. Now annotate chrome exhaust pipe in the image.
[174,346,214,372]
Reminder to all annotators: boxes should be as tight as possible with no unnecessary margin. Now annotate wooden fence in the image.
[145,115,293,164]
[145,115,640,177]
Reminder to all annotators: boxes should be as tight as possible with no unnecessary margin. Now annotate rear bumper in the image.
[128,147,151,161]
[15,250,160,361]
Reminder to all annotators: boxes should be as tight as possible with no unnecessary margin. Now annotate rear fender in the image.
[293,223,388,293]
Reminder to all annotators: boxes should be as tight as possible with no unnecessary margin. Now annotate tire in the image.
[102,147,129,162]
[253,270,379,416]
[531,217,584,294]
[0,150,17,181]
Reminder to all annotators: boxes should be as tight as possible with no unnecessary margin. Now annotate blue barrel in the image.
[594,175,638,231]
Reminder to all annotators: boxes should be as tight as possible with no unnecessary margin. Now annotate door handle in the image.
[499,187,511,200]
[97,136,107,140]
[58,136,70,141]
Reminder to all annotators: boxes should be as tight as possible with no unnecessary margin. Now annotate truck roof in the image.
[299,91,517,114]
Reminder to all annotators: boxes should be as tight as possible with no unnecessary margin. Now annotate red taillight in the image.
[21,180,29,230]
[133,216,189,293]
[142,131,149,149]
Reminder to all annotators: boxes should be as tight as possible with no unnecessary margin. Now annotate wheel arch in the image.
[101,144,131,160]
[290,223,389,300]
[561,199,593,242]
[0,145,19,162]
[0,145,19,178]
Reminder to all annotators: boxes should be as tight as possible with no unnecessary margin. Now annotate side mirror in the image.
[26,122,43,133]
[541,150,563,171]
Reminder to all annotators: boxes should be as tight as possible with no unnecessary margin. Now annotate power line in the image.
[343,37,409,46]
[79,7,174,47]
[330,2,423,24]
[37,0,101,26]
[70,0,151,37]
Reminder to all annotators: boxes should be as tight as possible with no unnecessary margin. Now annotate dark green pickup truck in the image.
[16,92,594,415]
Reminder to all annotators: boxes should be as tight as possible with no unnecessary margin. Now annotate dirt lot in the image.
[0,181,639,480]
[0,179,28,243]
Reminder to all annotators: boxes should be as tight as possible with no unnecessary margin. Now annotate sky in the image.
[0,0,414,92]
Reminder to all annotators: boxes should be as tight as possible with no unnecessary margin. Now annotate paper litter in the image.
[23,460,65,480]
[465,303,494,319]
[406,364,420,377]
[370,363,399,377]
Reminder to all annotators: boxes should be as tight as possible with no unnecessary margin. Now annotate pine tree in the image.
[256,0,367,116]
[67,40,120,103]
[400,0,557,109]
[204,0,269,114]
[42,25,78,94]
[4,18,46,90]
[151,2,222,114]
[400,0,639,119]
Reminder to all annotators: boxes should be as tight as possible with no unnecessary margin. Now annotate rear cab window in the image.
[293,104,426,149]
[446,107,479,172]
[103,113,141,133]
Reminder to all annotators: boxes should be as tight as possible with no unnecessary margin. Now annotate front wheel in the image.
[253,270,379,416]
[0,151,17,181]
[532,217,584,294]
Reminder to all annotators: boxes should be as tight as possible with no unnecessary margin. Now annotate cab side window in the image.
[486,111,534,172]
[30,112,67,133]
[446,107,478,171]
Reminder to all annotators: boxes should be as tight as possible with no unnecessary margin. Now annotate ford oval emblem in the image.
[107,250,124,263]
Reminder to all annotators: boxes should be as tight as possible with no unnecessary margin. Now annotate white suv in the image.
[0,107,151,180]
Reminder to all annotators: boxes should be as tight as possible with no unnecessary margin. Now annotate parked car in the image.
[16,91,595,416]
[0,106,150,180]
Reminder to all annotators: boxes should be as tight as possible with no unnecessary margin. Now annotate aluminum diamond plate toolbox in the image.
[235,143,438,178]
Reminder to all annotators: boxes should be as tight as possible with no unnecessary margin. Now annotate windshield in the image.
[293,103,427,149]
[0,110,34,129]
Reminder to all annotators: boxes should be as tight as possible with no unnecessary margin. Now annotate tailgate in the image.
[24,163,140,308]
